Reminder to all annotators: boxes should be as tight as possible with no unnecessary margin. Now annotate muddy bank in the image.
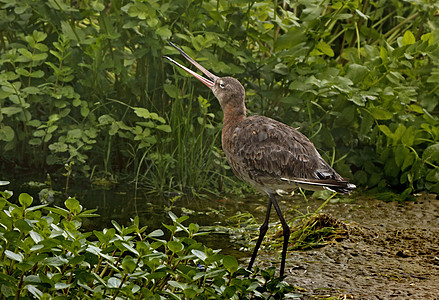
[253,193,439,299]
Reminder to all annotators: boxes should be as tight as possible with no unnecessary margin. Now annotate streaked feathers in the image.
[222,115,355,195]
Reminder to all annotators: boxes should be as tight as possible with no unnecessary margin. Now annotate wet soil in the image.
[254,193,439,299]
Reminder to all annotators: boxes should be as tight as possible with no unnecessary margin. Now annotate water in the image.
[6,179,313,259]
[66,185,270,259]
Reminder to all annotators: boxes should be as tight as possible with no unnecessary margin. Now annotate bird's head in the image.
[211,77,245,109]
[164,42,245,114]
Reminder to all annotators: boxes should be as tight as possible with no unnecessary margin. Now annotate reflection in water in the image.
[74,187,269,259]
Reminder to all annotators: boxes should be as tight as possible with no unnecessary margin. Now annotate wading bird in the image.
[164,42,355,277]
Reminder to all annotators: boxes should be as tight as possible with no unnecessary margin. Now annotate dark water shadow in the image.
[64,185,271,259]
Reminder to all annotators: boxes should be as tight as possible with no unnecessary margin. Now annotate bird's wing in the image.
[223,115,354,193]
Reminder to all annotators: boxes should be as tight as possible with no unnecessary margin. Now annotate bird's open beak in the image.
[164,42,218,89]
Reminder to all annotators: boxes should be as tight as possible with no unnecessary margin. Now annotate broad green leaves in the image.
[0,126,14,142]
[402,30,416,46]
[0,192,292,299]
[368,108,393,120]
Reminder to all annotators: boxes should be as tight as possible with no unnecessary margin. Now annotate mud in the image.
[254,193,439,299]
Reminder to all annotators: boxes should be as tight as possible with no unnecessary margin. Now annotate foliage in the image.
[0,0,219,193]
[0,188,299,299]
[0,0,438,194]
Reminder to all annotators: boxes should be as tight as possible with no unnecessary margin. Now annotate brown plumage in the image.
[165,42,355,277]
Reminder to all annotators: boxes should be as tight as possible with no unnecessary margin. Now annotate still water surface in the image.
[9,179,314,259]
[67,186,270,259]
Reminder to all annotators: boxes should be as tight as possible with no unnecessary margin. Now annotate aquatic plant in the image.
[0,189,299,299]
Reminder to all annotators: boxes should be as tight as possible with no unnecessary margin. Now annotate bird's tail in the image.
[281,177,356,194]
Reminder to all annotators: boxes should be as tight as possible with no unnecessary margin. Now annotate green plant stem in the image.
[315,192,337,214]
[14,272,24,300]
[112,273,128,299]
[355,21,361,59]
[373,12,419,45]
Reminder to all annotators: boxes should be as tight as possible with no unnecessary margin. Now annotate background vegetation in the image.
[0,0,438,195]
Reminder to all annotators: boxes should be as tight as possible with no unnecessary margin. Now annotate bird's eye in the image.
[219,83,225,88]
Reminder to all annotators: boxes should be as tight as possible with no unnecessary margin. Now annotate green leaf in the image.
[33,130,46,138]
[15,219,33,233]
[42,256,69,267]
[16,67,30,76]
[133,107,150,119]
[222,255,238,273]
[65,197,81,214]
[0,189,12,199]
[402,30,416,46]
[0,126,15,142]
[29,230,43,244]
[426,168,439,182]
[1,107,23,116]
[48,142,68,152]
[26,285,43,299]
[148,229,164,238]
[402,152,415,171]
[156,26,172,39]
[346,64,369,84]
[378,125,394,139]
[30,70,45,78]
[168,281,188,290]
[386,71,404,84]
[81,105,90,117]
[107,277,121,289]
[22,87,40,95]
[122,242,139,256]
[16,262,33,272]
[156,125,171,133]
[188,223,199,234]
[33,30,47,42]
[224,286,237,298]
[368,107,393,120]
[5,250,24,262]
[191,249,207,261]
[355,9,368,20]
[275,28,306,51]
[126,2,149,19]
[19,193,33,208]
[149,112,165,123]
[192,249,207,261]
[32,53,48,61]
[394,145,406,167]
[316,41,334,57]
[392,124,406,144]
[359,113,374,138]
[18,48,33,60]
[401,125,416,146]
[422,143,439,163]
[54,282,71,289]
[167,240,184,253]
[163,84,179,99]
[44,206,69,217]
[122,256,137,273]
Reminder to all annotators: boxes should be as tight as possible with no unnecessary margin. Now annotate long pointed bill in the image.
[164,42,218,89]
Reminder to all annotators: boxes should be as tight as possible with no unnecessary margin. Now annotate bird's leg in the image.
[248,198,272,272]
[269,193,290,277]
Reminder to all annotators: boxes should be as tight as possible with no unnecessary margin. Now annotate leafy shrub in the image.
[0,189,298,299]
[0,0,438,194]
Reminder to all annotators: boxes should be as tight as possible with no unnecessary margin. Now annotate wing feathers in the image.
[222,115,356,194]
[281,177,356,194]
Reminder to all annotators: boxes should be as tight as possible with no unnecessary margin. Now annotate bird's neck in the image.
[222,103,246,129]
